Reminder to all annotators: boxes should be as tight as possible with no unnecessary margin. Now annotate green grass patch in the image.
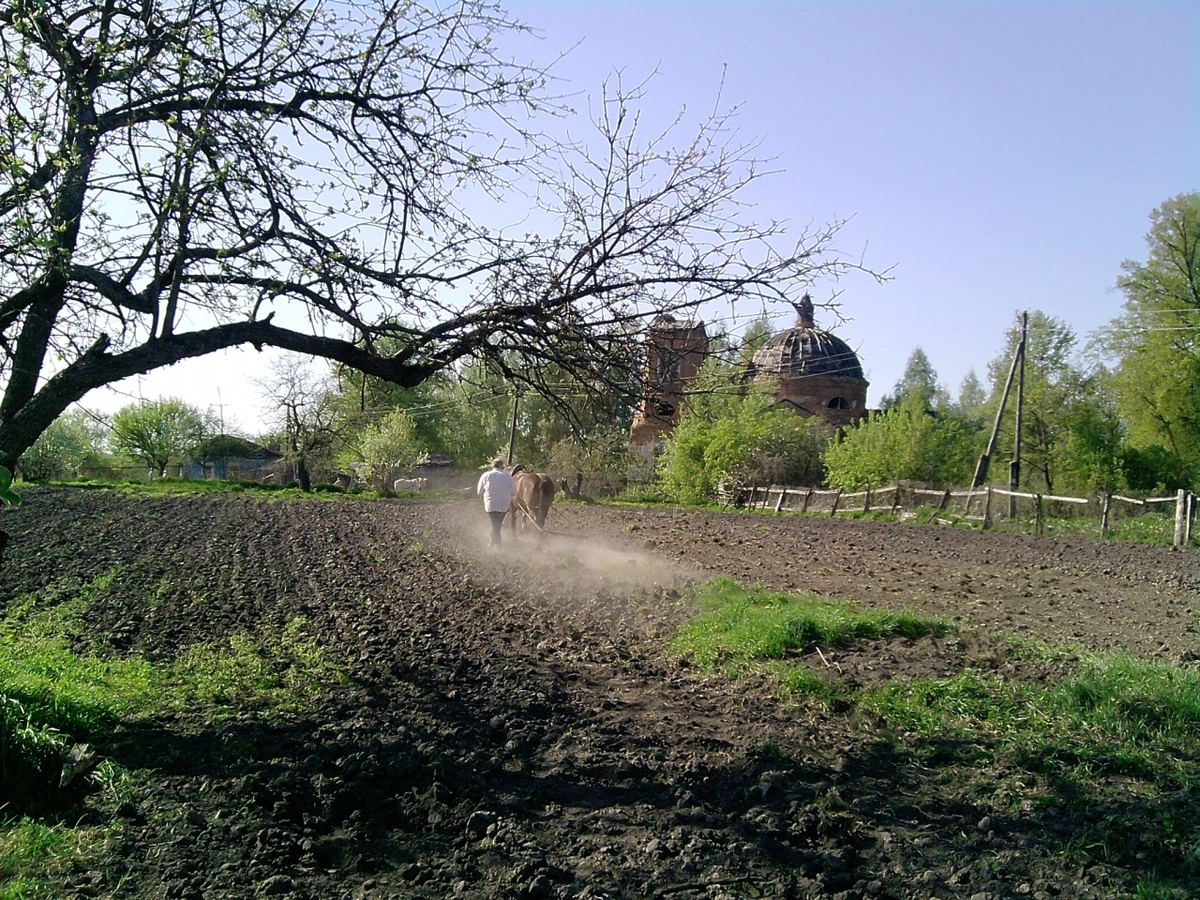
[859,654,1200,773]
[671,577,951,674]
[1,573,351,896]
[0,818,103,900]
[168,618,349,712]
[53,478,376,502]
[1055,655,1200,749]
[673,577,1200,877]
[1103,512,1182,546]
[863,670,1042,743]
[0,572,160,812]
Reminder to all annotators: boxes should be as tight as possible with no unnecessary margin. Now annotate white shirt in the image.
[477,468,517,513]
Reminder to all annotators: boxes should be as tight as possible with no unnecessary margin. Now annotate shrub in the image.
[824,395,978,490]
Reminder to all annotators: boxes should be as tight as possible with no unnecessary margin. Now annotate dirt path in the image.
[5,487,1200,900]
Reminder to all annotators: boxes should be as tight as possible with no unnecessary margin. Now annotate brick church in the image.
[628,294,868,477]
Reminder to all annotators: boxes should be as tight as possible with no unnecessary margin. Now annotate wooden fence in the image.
[719,482,1198,547]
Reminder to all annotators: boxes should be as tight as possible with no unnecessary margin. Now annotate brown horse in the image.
[508,464,556,533]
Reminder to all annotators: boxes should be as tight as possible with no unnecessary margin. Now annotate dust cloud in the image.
[418,499,702,635]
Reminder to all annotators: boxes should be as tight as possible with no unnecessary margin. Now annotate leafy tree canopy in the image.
[656,360,831,503]
[111,397,211,476]
[954,370,988,420]
[18,408,107,481]
[338,408,424,489]
[1097,192,1200,486]
[881,347,948,410]
[824,393,978,491]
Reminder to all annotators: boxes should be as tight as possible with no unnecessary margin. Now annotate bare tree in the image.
[258,356,340,492]
[0,0,872,468]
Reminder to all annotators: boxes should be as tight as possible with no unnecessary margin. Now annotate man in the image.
[476,459,517,548]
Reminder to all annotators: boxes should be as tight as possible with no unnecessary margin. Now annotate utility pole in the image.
[1008,311,1027,517]
[973,313,1026,489]
[506,388,521,465]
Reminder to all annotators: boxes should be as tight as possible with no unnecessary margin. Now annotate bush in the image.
[658,384,831,503]
[19,412,108,482]
[824,395,978,490]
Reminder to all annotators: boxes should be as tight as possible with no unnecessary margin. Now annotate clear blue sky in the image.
[99,0,1199,433]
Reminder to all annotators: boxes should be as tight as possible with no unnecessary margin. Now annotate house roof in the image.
[195,435,283,460]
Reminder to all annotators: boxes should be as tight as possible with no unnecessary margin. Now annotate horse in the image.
[508,464,556,533]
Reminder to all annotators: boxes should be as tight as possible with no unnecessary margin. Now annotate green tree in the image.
[824,394,978,491]
[546,424,631,480]
[882,347,948,410]
[1097,192,1200,486]
[338,409,426,490]
[731,316,774,369]
[18,409,107,481]
[0,0,868,472]
[985,310,1120,494]
[950,369,988,422]
[1059,377,1126,493]
[327,335,457,457]
[111,398,210,478]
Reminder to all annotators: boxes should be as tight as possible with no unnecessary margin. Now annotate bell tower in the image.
[628,316,708,477]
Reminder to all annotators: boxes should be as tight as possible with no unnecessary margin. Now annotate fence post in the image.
[1035,494,1044,535]
[939,489,951,512]
[774,489,787,514]
[1100,492,1111,538]
[864,488,872,513]
[1175,489,1188,548]
[830,490,842,518]
[801,489,813,514]
[982,486,993,530]
[891,485,901,514]
[748,485,758,509]
[1189,492,1195,545]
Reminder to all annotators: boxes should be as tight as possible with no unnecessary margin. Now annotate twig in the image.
[815,646,842,674]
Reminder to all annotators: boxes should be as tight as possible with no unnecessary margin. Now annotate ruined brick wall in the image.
[768,372,869,427]
[629,319,709,449]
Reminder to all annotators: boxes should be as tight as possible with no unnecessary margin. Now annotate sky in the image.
[89,0,1199,436]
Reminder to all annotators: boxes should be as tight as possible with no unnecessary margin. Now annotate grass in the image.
[169,617,349,712]
[677,581,1200,777]
[673,578,1200,883]
[0,574,350,897]
[671,577,951,674]
[707,491,1199,547]
[0,819,104,900]
[0,572,160,813]
[54,477,396,502]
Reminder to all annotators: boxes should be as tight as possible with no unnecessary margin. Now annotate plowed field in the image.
[5,486,1200,900]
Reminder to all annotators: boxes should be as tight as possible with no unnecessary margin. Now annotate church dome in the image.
[750,294,864,380]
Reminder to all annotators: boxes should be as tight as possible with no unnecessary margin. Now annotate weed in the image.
[169,619,347,712]
[1133,881,1190,900]
[748,739,788,763]
[0,818,102,899]
[671,577,950,672]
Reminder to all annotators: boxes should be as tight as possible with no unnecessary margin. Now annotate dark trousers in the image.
[488,510,507,546]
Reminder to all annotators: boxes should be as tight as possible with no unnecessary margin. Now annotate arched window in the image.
[826,396,852,410]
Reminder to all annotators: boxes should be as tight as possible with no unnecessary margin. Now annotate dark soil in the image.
[6,486,1200,900]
